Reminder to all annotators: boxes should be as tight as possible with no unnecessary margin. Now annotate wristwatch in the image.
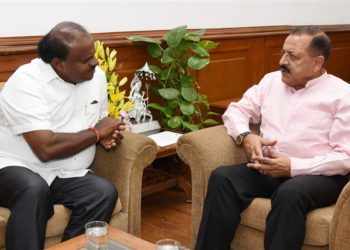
[235,131,252,146]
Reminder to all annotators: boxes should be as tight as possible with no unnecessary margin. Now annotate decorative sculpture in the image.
[128,76,152,123]
[128,63,156,124]
[127,63,161,135]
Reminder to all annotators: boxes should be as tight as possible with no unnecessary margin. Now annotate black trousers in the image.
[0,166,118,250]
[195,163,348,250]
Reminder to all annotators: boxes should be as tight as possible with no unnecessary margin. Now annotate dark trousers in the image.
[195,163,348,250]
[0,166,118,250]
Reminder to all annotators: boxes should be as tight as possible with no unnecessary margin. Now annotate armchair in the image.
[177,125,350,250]
[0,78,157,249]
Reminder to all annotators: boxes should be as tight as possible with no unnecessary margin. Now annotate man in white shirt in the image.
[0,22,124,250]
[195,26,350,250]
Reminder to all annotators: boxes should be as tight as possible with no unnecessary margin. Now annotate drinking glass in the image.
[85,221,109,250]
[155,239,180,250]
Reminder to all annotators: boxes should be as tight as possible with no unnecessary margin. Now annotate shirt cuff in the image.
[290,157,311,177]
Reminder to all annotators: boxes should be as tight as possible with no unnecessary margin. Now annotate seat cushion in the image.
[240,198,334,246]
[0,198,122,248]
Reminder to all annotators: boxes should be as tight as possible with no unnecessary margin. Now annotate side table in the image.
[141,143,192,203]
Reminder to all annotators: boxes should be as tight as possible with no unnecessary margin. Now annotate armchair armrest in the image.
[329,180,350,250]
[90,131,157,236]
[177,125,247,178]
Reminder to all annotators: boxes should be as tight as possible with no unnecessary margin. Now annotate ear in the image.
[51,58,65,72]
[313,55,324,73]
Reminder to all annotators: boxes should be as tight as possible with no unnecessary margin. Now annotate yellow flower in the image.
[94,40,134,119]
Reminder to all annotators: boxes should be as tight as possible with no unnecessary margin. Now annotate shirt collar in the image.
[285,71,328,93]
[304,71,328,88]
[37,58,65,84]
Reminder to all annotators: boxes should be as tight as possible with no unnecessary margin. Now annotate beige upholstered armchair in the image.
[0,82,158,249]
[177,124,350,250]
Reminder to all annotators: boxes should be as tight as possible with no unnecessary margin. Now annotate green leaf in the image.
[161,48,175,64]
[176,39,188,52]
[163,107,174,117]
[149,85,161,97]
[184,29,206,42]
[127,36,161,44]
[168,116,182,128]
[180,75,193,86]
[159,69,169,81]
[188,56,209,70]
[180,101,195,115]
[149,65,161,74]
[181,121,199,132]
[147,43,163,58]
[199,40,219,50]
[159,88,180,99]
[188,43,209,57]
[181,87,197,102]
[193,29,206,36]
[203,119,219,126]
[148,103,164,111]
[159,68,176,82]
[167,98,180,109]
[164,25,187,48]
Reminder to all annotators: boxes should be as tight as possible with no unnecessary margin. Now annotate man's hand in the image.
[247,147,291,178]
[95,117,123,139]
[97,118,125,151]
[242,134,277,162]
[99,131,124,150]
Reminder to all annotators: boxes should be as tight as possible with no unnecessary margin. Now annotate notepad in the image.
[148,131,182,147]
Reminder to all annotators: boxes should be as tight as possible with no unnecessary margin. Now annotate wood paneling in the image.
[196,38,262,102]
[1,25,350,107]
[326,32,350,81]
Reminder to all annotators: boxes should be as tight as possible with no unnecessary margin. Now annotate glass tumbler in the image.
[85,221,109,250]
[155,239,180,250]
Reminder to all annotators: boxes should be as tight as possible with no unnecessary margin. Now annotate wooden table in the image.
[142,143,192,203]
[46,226,155,250]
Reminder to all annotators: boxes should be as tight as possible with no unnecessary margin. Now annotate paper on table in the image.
[148,131,182,147]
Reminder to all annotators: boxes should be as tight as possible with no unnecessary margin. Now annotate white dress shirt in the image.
[0,58,108,185]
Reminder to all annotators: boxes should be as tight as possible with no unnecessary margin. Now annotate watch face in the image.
[235,135,243,145]
[236,132,251,145]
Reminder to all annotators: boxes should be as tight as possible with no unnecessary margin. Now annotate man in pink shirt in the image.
[195,26,350,250]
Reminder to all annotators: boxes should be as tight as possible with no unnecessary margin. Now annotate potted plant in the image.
[127,25,219,132]
[94,40,134,119]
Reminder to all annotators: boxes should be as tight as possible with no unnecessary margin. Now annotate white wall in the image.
[1,0,350,37]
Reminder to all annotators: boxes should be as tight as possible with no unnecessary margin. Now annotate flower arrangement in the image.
[94,40,134,119]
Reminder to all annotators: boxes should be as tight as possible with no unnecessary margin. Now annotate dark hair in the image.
[290,26,332,63]
[37,22,88,63]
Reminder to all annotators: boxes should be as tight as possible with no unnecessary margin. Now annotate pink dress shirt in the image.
[223,71,350,177]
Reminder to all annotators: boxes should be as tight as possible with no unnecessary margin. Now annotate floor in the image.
[141,188,192,249]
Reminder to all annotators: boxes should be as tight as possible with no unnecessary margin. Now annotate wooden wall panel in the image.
[263,35,286,75]
[0,52,36,81]
[1,25,350,108]
[196,39,261,102]
[325,33,350,82]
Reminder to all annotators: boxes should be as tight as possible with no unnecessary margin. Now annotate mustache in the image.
[280,65,291,73]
